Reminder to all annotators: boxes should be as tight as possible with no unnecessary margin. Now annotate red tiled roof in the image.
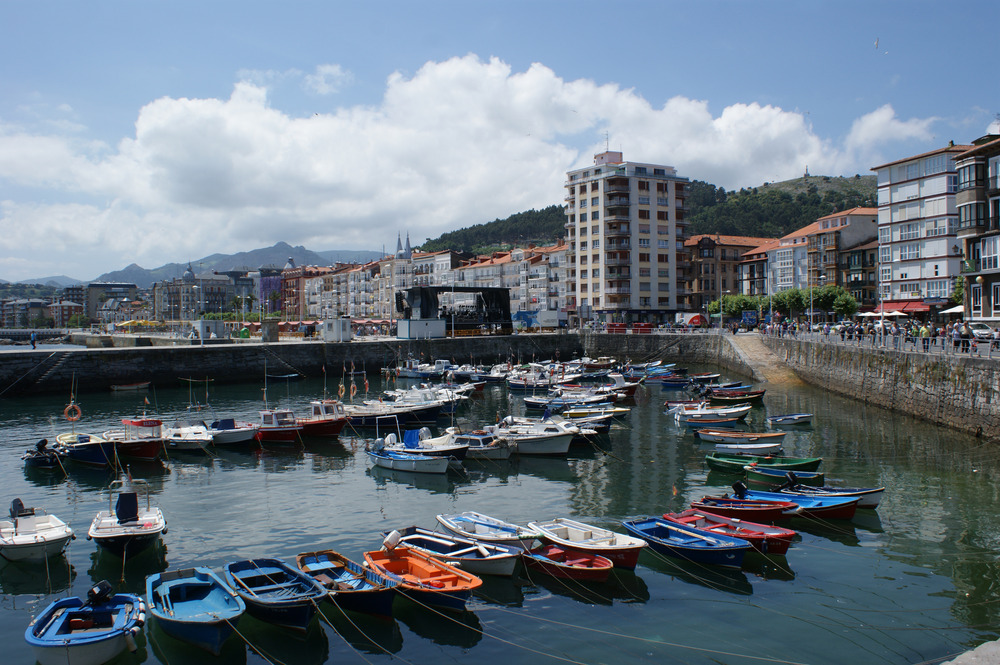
[816,207,877,221]
[684,234,778,247]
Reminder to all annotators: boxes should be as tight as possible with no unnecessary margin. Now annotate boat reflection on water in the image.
[852,510,884,534]
[148,619,248,665]
[522,568,650,606]
[791,519,860,547]
[212,447,261,470]
[0,556,76,596]
[257,447,307,474]
[394,602,482,649]
[318,603,403,655]
[474,574,527,608]
[640,552,753,596]
[515,456,575,483]
[119,459,171,484]
[742,554,796,581]
[367,465,455,494]
[87,542,168,594]
[240,614,329,665]
[462,459,517,485]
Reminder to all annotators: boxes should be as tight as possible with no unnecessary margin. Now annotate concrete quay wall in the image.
[0,334,584,398]
[762,336,1000,439]
[580,332,759,381]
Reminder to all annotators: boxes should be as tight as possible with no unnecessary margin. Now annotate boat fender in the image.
[162,525,168,534]
[125,632,138,653]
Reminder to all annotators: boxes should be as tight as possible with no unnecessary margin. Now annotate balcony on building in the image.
[606,222,630,237]
[604,254,631,266]
[605,179,629,194]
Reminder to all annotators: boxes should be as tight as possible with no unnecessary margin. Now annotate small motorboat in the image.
[454,430,513,460]
[207,418,259,446]
[382,427,469,462]
[364,533,483,612]
[690,495,799,522]
[730,483,859,520]
[103,417,165,461]
[110,381,150,392]
[21,439,66,469]
[767,413,813,426]
[662,509,797,555]
[297,399,349,437]
[527,517,647,570]
[366,441,450,474]
[296,549,399,616]
[25,580,145,665]
[487,417,576,456]
[744,465,825,486]
[1,498,74,562]
[436,511,541,550]
[693,429,787,444]
[522,544,613,581]
[87,479,167,557]
[162,420,214,453]
[621,517,751,569]
[768,472,885,509]
[54,432,117,468]
[384,525,522,577]
[255,409,304,443]
[222,558,327,631]
[705,452,823,474]
[146,567,245,655]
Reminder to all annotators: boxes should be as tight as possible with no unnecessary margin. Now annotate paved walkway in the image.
[728,334,804,386]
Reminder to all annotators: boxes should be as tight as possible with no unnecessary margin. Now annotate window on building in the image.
[657,226,670,235]
[580,212,587,222]
[639,253,650,262]
[635,167,647,175]
[972,284,982,314]
[994,284,1000,317]
[580,270,588,279]
[639,224,650,233]
[658,268,669,277]
[899,243,921,261]
[638,196,650,205]
[880,266,892,283]
[638,209,650,220]
[638,180,650,191]
[926,279,950,298]
[592,269,599,278]
[879,246,892,264]
[591,182,599,191]
[982,236,999,270]
[591,210,600,219]
[592,225,599,234]
[657,254,669,263]
[638,238,650,247]
[658,239,670,248]
[639,282,651,291]
[592,240,599,248]
[580,241,587,250]
[639,267,650,276]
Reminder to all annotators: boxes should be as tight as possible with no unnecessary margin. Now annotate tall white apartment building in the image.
[565,151,690,323]
[872,144,971,314]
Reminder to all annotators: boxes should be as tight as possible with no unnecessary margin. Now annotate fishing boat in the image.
[454,430,513,460]
[296,399,349,437]
[744,465,825,486]
[766,413,813,426]
[768,474,885,509]
[382,428,469,461]
[103,417,164,461]
[146,567,245,655]
[436,511,541,550]
[110,381,151,392]
[343,401,442,428]
[87,480,166,557]
[522,544,613,581]
[254,409,303,443]
[366,441,450,474]
[731,484,860,520]
[384,526,522,577]
[715,441,784,456]
[1,498,74,562]
[690,495,799,522]
[487,416,576,456]
[24,580,145,665]
[679,415,743,428]
[222,558,327,631]
[704,452,823,474]
[693,429,787,444]
[522,393,610,411]
[54,432,116,468]
[207,418,259,446]
[527,517,646,570]
[708,389,766,403]
[621,517,751,568]
[662,509,797,555]
[363,534,483,611]
[295,549,399,616]
[20,439,66,469]
[672,403,753,421]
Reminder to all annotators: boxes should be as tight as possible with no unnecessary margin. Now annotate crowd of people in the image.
[761,318,1000,354]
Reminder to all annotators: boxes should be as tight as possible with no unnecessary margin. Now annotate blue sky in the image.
[1,1,997,282]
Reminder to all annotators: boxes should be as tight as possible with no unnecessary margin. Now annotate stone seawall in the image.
[0,334,583,398]
[580,332,758,380]
[762,336,1000,439]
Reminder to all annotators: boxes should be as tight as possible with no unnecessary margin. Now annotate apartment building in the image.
[954,133,1000,320]
[767,223,817,294]
[808,207,877,288]
[840,239,879,308]
[872,143,971,315]
[565,151,691,323]
[684,234,776,310]
[738,239,780,298]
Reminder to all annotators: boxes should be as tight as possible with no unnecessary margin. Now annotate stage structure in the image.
[395,287,513,339]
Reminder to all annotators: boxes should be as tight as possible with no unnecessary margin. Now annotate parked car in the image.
[968,322,994,340]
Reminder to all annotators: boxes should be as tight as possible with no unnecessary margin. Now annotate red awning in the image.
[903,303,930,313]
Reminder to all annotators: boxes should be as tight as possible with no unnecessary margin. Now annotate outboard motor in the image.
[85,580,114,607]
[35,438,48,453]
[731,481,748,499]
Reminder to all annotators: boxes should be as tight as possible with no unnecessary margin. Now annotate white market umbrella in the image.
[941,304,965,314]
[885,311,907,317]
[859,312,880,318]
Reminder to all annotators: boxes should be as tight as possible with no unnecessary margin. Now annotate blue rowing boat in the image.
[222,558,326,632]
[621,517,751,568]
[146,567,245,655]
[296,549,399,616]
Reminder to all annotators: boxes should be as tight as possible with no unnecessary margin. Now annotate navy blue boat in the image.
[621,517,751,569]
[295,550,398,616]
[222,558,326,632]
[146,567,245,655]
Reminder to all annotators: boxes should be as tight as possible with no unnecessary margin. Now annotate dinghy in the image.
[384,526,522,577]
[222,558,327,631]
[522,544,613,581]
[621,517,751,568]
[0,498,74,562]
[662,509,797,555]
[296,549,398,616]
[146,567,245,655]
[436,511,541,550]
[527,517,647,570]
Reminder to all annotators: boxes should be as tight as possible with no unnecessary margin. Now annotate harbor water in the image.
[2,371,999,664]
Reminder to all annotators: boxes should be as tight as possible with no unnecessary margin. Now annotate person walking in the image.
[30,331,36,349]
[920,323,930,352]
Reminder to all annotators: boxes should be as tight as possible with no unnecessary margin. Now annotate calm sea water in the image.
[2,369,999,665]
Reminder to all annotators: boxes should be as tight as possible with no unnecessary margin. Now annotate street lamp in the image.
[809,273,826,333]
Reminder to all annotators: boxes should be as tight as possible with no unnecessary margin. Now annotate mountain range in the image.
[11,243,384,290]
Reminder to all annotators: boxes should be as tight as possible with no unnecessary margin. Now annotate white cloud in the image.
[304,64,352,95]
[0,55,939,281]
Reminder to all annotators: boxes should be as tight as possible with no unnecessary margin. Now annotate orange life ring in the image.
[64,403,82,422]
[350,384,358,398]
[338,384,346,399]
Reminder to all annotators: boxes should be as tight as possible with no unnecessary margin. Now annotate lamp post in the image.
[809,273,825,333]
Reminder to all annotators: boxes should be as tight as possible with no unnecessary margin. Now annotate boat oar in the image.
[229,574,260,597]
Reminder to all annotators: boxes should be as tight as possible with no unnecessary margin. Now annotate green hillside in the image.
[418,205,567,253]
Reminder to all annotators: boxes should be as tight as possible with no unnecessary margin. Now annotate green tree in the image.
[67,314,91,328]
[30,315,55,329]
[951,276,964,305]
